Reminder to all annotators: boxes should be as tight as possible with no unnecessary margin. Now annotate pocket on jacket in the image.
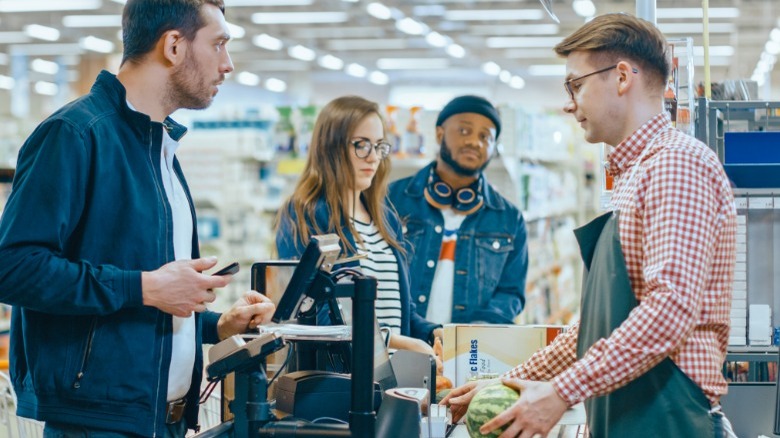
[475,235,514,292]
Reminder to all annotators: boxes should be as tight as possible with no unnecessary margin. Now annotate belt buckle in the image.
[166,398,187,424]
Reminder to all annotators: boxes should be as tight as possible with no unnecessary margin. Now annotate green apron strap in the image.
[573,211,713,438]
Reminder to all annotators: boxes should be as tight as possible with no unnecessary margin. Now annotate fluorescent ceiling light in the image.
[376,58,449,70]
[444,9,544,21]
[771,28,780,43]
[0,32,31,44]
[368,71,389,85]
[0,0,100,12]
[528,64,566,76]
[242,60,309,71]
[80,36,115,53]
[504,48,560,58]
[342,0,359,3]
[31,58,59,75]
[253,34,283,51]
[425,32,449,48]
[265,78,287,93]
[230,0,313,5]
[226,23,245,39]
[572,0,595,18]
[236,72,260,86]
[446,44,465,58]
[657,23,735,34]
[24,24,60,42]
[63,15,121,28]
[34,81,58,96]
[345,63,368,78]
[499,70,511,83]
[367,2,392,20]
[765,41,780,56]
[251,12,348,24]
[396,17,426,35]
[693,45,733,57]
[655,8,739,19]
[288,45,316,61]
[318,54,344,70]
[0,74,14,89]
[509,76,526,89]
[486,36,562,48]
[327,39,406,51]
[469,24,559,36]
[292,27,383,39]
[481,62,501,76]
[413,5,446,16]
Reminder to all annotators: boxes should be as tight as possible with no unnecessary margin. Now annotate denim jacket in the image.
[387,162,528,324]
[275,196,440,341]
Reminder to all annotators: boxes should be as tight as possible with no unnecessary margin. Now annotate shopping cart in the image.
[0,372,43,438]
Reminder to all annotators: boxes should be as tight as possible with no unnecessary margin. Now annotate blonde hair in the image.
[276,96,403,255]
[554,13,670,90]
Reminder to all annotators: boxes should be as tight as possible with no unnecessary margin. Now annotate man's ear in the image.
[435,125,444,145]
[616,61,635,96]
[161,30,186,66]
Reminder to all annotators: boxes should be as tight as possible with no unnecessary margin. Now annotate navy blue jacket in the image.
[388,162,528,324]
[275,197,439,341]
[0,71,220,437]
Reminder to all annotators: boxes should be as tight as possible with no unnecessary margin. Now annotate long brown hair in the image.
[276,96,403,255]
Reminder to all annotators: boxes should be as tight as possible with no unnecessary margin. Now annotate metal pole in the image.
[350,276,377,438]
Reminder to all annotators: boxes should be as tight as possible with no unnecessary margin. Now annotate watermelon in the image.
[465,382,520,438]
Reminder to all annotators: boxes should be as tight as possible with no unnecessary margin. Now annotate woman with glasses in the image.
[275,95,441,358]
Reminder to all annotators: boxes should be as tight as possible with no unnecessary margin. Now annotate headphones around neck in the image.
[423,167,484,215]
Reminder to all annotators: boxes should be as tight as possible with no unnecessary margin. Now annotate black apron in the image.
[574,211,714,438]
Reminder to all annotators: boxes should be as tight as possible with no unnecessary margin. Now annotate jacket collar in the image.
[403,161,503,211]
[92,70,188,142]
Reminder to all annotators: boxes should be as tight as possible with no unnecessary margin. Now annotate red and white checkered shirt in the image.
[504,112,737,407]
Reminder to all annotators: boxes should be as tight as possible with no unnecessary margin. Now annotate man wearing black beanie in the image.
[388,95,528,341]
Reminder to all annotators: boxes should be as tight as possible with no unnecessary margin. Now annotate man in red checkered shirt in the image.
[442,13,737,438]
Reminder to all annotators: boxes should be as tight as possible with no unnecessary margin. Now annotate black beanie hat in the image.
[436,95,501,139]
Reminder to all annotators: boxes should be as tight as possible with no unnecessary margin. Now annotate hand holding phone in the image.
[212,262,240,276]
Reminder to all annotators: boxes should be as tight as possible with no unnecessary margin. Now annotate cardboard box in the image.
[441,324,564,387]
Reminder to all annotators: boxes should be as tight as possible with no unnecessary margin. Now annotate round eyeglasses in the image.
[351,139,391,160]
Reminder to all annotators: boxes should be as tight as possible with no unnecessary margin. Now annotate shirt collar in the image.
[606,112,672,177]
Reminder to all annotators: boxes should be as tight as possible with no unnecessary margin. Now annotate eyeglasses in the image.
[351,138,391,160]
[563,64,618,100]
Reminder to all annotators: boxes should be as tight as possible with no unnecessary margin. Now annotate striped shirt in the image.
[353,219,403,335]
[504,112,737,407]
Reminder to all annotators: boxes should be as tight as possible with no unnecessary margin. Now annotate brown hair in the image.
[554,13,670,90]
[276,96,403,255]
[121,0,225,66]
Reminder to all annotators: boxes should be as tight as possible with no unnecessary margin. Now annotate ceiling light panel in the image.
[0,75,14,90]
[24,24,60,41]
[317,54,344,70]
[444,9,544,21]
[503,48,562,58]
[79,36,115,53]
[528,64,566,76]
[291,27,384,39]
[0,0,101,12]
[376,58,449,69]
[366,2,393,20]
[655,8,740,19]
[368,71,389,85]
[327,39,407,51]
[252,12,348,24]
[345,63,368,77]
[469,24,559,36]
[63,15,122,28]
[486,37,563,48]
[288,45,316,61]
[31,58,59,75]
[253,34,283,51]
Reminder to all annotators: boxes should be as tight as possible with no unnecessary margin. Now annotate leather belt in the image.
[165,398,187,424]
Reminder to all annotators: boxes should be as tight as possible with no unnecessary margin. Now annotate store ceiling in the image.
[0,0,778,101]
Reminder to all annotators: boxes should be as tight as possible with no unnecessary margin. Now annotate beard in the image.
[167,49,215,111]
[439,138,491,177]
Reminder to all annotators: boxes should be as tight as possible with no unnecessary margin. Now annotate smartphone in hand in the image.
[212,262,240,276]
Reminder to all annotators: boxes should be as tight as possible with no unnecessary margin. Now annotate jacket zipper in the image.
[72,317,98,389]
[148,125,169,438]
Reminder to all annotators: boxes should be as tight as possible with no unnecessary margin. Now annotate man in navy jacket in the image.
[388,96,528,332]
[0,1,274,436]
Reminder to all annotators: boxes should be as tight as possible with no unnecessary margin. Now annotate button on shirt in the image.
[503,113,737,407]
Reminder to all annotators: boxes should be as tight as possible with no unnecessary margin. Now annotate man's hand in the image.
[389,334,443,375]
[217,291,275,340]
[142,257,230,317]
[479,379,568,438]
[439,378,497,423]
